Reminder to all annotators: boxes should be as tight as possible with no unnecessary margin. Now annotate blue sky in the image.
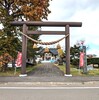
[39,0,99,56]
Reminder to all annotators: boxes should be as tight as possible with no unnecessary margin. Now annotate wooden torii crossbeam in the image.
[10,21,82,76]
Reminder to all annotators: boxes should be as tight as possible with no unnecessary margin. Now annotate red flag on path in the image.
[16,52,22,67]
[79,52,84,67]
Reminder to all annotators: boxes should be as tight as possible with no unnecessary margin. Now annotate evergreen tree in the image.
[70,45,80,66]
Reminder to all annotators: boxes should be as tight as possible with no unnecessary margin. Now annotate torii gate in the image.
[10,21,82,76]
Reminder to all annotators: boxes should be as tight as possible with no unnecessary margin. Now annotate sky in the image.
[39,0,99,56]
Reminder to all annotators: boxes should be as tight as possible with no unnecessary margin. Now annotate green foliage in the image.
[70,45,80,59]
[87,58,99,66]
[70,58,79,67]
[70,45,80,66]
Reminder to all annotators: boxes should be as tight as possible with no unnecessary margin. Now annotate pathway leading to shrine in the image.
[27,63,64,77]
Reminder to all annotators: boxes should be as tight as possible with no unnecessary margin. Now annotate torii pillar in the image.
[21,24,27,76]
[64,25,72,76]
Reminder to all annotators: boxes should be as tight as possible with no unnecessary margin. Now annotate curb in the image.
[0,81,99,87]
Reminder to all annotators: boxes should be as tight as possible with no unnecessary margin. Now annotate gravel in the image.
[27,63,64,77]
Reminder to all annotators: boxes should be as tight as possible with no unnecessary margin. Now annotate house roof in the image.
[38,48,58,56]
[49,48,58,55]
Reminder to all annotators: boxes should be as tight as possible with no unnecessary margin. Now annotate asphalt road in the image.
[0,87,99,100]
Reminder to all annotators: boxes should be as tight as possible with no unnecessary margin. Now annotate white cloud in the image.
[40,0,99,56]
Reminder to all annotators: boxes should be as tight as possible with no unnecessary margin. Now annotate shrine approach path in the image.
[27,63,64,77]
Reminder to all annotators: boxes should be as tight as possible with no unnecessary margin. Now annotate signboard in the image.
[79,52,84,67]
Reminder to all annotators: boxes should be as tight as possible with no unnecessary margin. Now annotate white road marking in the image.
[0,87,99,89]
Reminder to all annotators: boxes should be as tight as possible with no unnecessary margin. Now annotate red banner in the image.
[16,52,22,67]
[79,52,84,67]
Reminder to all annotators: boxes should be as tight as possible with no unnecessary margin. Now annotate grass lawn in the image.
[0,64,41,76]
[0,63,99,76]
[56,64,99,76]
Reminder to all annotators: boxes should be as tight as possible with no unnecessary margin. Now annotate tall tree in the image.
[0,0,52,71]
[0,0,51,56]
